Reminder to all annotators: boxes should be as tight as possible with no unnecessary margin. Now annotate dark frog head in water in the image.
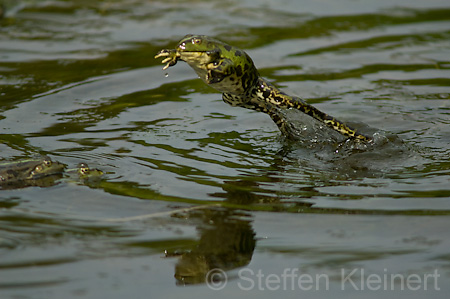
[156,34,371,141]
[0,157,104,189]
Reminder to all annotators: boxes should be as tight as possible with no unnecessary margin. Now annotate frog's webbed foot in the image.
[155,49,180,70]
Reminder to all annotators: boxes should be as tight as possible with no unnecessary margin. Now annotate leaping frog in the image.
[155,34,371,142]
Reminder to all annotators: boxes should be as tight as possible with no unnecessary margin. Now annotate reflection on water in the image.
[0,0,449,298]
[171,209,255,285]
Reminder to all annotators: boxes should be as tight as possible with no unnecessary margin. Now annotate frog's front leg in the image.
[154,49,180,70]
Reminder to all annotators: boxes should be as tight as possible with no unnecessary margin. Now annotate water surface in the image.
[0,0,449,298]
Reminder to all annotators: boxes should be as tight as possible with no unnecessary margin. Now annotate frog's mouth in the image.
[178,48,220,66]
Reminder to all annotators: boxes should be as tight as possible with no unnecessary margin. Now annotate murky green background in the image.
[1,0,449,298]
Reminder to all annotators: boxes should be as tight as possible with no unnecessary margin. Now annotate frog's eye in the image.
[77,163,89,174]
[213,61,219,66]
[34,165,43,172]
[43,160,52,166]
[192,38,202,45]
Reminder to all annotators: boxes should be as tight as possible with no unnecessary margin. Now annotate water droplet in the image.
[164,73,169,78]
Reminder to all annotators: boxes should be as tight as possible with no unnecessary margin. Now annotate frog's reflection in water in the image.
[172,208,256,285]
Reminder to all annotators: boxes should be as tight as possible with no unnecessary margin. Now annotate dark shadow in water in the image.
[0,173,64,190]
[168,208,256,285]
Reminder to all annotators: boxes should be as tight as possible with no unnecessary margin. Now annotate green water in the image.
[0,0,449,298]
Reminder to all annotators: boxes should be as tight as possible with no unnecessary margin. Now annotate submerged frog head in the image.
[26,157,66,179]
[156,34,259,96]
[76,162,104,179]
[0,156,65,184]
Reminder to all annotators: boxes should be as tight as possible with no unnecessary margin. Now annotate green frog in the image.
[0,156,103,189]
[155,34,371,142]
[77,162,104,179]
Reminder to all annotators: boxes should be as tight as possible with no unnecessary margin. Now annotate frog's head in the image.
[27,157,65,179]
[77,162,104,178]
[175,34,259,95]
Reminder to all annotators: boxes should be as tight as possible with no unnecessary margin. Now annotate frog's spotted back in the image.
[156,34,371,142]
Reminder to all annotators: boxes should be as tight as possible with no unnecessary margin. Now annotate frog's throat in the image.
[178,51,217,84]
